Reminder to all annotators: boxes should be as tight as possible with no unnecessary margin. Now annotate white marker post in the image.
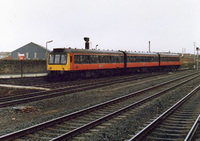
[18,53,25,78]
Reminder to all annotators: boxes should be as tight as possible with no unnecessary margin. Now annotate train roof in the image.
[51,48,158,55]
[159,53,180,57]
[51,48,180,57]
[125,51,158,56]
[51,48,123,55]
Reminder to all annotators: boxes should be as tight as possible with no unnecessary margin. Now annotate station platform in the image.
[0,73,47,79]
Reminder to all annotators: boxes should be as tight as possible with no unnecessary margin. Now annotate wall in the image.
[0,60,47,74]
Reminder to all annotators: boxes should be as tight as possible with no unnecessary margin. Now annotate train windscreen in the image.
[49,54,67,64]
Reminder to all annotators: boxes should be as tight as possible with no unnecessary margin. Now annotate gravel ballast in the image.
[0,70,199,140]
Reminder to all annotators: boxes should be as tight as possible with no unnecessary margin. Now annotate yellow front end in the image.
[47,53,71,72]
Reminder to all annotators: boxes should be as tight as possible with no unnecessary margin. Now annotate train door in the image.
[70,54,74,71]
[157,53,161,69]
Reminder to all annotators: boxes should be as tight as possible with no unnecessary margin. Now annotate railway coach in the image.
[124,51,160,73]
[47,48,181,80]
[159,53,181,70]
[47,37,180,80]
[47,48,125,79]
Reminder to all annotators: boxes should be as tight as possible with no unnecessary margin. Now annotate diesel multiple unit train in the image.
[47,47,181,80]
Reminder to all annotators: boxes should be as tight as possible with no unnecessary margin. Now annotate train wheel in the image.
[48,72,60,81]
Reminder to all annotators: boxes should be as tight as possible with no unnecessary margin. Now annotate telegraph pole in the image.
[149,41,150,52]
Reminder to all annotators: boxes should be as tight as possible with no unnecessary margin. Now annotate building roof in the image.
[12,42,51,52]
[0,52,11,59]
[2,55,11,60]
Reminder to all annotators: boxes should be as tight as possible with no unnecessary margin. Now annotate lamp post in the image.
[194,42,196,69]
[196,47,199,70]
[46,40,53,61]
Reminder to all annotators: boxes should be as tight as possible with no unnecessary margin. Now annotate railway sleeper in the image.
[37,130,62,137]
[169,115,194,119]
[161,122,191,127]
[167,117,194,121]
[153,127,190,134]
[159,124,191,129]
[146,135,184,141]
[23,134,52,140]
[148,131,187,138]
[46,127,68,133]
[163,119,194,124]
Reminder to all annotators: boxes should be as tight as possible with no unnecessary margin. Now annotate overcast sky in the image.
[0,0,200,53]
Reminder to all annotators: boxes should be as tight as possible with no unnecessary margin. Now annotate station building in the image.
[11,42,51,60]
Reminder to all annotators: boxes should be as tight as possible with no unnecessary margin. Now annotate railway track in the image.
[129,85,200,141]
[34,72,164,89]
[0,69,188,89]
[0,71,178,107]
[185,114,200,141]
[0,72,199,141]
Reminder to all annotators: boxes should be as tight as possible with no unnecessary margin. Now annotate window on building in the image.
[34,52,37,59]
[26,52,29,59]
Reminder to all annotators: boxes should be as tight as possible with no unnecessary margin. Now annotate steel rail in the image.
[0,71,165,107]
[0,73,199,141]
[51,74,200,140]
[0,72,197,108]
[184,114,200,141]
[129,85,200,141]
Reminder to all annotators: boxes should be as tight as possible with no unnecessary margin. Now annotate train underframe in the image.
[48,65,180,81]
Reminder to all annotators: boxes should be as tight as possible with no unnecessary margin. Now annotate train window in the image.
[129,56,133,62]
[105,56,108,63]
[104,56,107,63]
[151,57,154,62]
[127,56,130,62]
[74,55,79,64]
[98,56,102,63]
[145,57,148,62]
[135,56,139,62]
[79,55,83,63]
[55,54,60,64]
[131,56,133,62]
[48,54,67,64]
[85,55,90,63]
[49,54,54,64]
[144,56,146,62]
[95,55,99,63]
[119,56,123,63]
[90,55,94,63]
[61,54,67,64]
[111,56,114,63]
[115,56,119,63]
[139,56,142,62]
[101,56,104,63]
[145,57,147,62]
[129,56,132,62]
[140,56,143,62]
[155,57,158,61]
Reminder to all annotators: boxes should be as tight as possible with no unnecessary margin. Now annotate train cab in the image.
[47,48,70,77]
